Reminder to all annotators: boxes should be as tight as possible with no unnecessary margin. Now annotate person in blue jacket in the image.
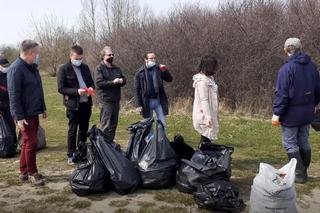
[272,38,320,183]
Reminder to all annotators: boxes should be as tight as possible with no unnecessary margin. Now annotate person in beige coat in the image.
[192,55,219,144]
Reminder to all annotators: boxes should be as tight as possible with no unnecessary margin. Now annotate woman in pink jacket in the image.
[192,55,219,145]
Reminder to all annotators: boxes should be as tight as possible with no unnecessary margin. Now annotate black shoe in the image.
[288,151,307,183]
[300,149,311,179]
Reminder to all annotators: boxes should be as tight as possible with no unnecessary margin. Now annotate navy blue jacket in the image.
[134,65,172,118]
[273,53,320,127]
[7,57,46,120]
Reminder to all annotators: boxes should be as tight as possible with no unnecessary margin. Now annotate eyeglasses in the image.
[106,54,114,57]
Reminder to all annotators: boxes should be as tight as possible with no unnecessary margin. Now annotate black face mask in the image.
[105,57,113,64]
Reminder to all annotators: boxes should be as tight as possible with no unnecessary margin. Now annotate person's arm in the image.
[57,65,79,96]
[7,68,25,120]
[94,65,116,89]
[119,68,126,87]
[273,67,290,117]
[85,65,95,89]
[314,66,320,106]
[197,80,212,126]
[160,66,173,82]
[134,72,143,108]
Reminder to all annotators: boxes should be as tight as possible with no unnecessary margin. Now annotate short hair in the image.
[100,46,112,60]
[143,51,155,59]
[70,45,83,55]
[20,39,39,53]
[198,55,218,76]
[285,45,301,55]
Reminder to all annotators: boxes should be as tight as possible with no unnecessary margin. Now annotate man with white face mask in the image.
[57,45,94,165]
[0,57,17,154]
[134,52,173,128]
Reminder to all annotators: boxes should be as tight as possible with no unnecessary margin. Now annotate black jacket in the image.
[0,72,9,113]
[134,65,172,118]
[57,61,94,110]
[7,57,46,120]
[95,63,126,103]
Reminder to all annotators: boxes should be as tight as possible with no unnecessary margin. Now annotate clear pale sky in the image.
[0,0,218,46]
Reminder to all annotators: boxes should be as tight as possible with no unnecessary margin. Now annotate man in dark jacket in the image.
[95,46,126,142]
[7,40,47,186]
[134,52,172,128]
[0,57,17,153]
[57,45,94,165]
[272,38,320,183]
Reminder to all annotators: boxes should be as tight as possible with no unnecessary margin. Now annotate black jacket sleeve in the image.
[57,65,79,97]
[7,67,25,120]
[134,72,143,107]
[119,68,126,87]
[161,69,173,82]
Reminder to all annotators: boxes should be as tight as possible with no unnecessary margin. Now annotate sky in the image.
[0,0,218,46]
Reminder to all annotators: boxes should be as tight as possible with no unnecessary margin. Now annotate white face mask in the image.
[71,59,82,67]
[146,61,156,68]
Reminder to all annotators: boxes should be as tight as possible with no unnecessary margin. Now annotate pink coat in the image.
[192,73,219,140]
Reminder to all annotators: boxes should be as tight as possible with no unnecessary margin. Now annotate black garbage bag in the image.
[312,109,320,131]
[176,143,234,194]
[0,115,16,158]
[17,125,46,151]
[136,120,179,189]
[170,134,195,160]
[70,144,111,196]
[126,118,153,163]
[194,180,246,213]
[73,141,87,163]
[88,126,140,195]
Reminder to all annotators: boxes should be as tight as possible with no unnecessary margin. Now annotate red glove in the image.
[84,87,95,96]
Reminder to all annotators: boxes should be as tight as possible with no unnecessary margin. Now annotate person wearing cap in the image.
[57,45,94,165]
[7,40,47,186]
[0,57,17,152]
[134,52,172,128]
[95,46,126,142]
[272,37,320,183]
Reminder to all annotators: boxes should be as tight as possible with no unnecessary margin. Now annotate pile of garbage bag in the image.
[0,115,16,158]
[127,119,179,189]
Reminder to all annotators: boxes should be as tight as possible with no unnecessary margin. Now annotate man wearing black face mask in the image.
[95,46,126,142]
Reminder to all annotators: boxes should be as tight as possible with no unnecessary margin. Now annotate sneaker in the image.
[29,173,45,186]
[67,157,75,165]
[19,174,28,183]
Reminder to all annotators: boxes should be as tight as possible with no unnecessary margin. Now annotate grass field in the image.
[0,74,320,212]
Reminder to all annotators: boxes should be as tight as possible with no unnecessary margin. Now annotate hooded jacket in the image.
[192,73,219,140]
[273,52,320,127]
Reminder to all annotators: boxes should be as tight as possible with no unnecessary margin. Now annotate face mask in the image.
[34,54,40,65]
[72,59,82,67]
[106,57,113,64]
[146,61,156,68]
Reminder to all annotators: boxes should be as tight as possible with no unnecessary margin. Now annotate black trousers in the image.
[66,102,92,157]
[99,101,120,142]
[200,135,211,143]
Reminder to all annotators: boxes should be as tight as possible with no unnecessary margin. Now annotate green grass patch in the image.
[109,199,130,208]
[153,190,195,206]
[137,201,155,208]
[71,200,92,209]
[114,208,134,213]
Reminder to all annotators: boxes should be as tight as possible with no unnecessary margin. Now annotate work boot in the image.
[19,173,28,183]
[288,152,307,183]
[300,149,311,179]
[29,173,45,186]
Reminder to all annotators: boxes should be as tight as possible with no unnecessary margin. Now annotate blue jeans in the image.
[282,124,311,153]
[149,98,167,128]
